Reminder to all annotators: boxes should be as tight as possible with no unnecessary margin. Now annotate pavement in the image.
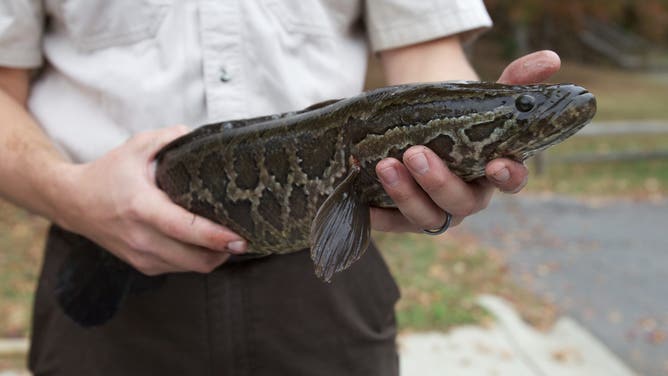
[400,295,635,376]
[457,193,668,376]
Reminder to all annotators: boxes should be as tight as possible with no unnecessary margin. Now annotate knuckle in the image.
[141,266,163,277]
[452,202,476,218]
[172,125,190,134]
[130,132,151,146]
[162,218,183,238]
[195,255,224,274]
[127,254,155,275]
[126,230,150,253]
[388,187,413,205]
[422,174,448,193]
[125,197,146,220]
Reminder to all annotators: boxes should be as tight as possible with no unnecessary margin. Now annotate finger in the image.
[131,252,183,276]
[376,157,448,230]
[130,125,191,160]
[143,191,248,254]
[485,159,529,193]
[402,146,487,219]
[102,236,182,275]
[497,50,561,85]
[148,125,191,159]
[370,207,421,233]
[154,241,230,275]
[131,227,230,274]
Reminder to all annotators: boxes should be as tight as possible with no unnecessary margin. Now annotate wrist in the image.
[40,161,87,231]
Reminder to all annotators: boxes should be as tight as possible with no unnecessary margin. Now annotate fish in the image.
[56,81,596,326]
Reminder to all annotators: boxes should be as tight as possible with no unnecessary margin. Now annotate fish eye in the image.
[515,95,536,112]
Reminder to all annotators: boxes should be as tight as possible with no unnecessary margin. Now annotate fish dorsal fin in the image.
[310,166,370,282]
[302,98,342,112]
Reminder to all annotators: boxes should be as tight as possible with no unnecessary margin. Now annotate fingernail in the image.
[512,174,529,194]
[379,166,399,187]
[492,167,510,182]
[227,240,246,253]
[407,152,429,175]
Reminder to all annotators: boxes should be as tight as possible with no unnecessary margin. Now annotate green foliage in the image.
[376,232,555,331]
[529,137,668,197]
[0,201,48,338]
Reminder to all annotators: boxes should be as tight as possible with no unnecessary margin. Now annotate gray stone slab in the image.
[458,194,668,376]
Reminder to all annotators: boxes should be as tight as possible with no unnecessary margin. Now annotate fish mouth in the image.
[530,85,597,153]
[550,88,597,140]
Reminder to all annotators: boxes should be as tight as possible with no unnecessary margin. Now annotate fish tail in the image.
[54,229,164,327]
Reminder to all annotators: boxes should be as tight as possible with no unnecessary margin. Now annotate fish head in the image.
[500,83,597,160]
[407,82,596,163]
[385,82,597,180]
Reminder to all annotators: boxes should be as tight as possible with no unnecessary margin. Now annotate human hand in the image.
[371,50,561,233]
[55,126,247,275]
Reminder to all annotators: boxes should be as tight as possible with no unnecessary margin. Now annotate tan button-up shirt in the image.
[0,0,491,162]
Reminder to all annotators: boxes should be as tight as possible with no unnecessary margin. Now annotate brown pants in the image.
[28,226,400,375]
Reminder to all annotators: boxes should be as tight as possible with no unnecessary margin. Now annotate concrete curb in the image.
[478,294,637,376]
[0,339,27,356]
[399,295,638,376]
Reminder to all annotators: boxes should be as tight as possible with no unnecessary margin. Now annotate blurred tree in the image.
[484,0,668,65]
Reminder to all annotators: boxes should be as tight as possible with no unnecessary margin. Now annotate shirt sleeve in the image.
[0,0,44,68]
[364,0,492,52]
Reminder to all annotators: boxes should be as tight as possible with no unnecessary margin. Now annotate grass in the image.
[0,200,48,338]
[528,157,668,198]
[0,355,26,373]
[551,65,668,121]
[526,134,668,197]
[375,231,556,332]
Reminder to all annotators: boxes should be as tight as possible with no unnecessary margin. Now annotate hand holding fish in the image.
[371,50,562,233]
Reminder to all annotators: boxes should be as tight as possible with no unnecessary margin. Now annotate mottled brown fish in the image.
[155,81,596,282]
[56,81,596,327]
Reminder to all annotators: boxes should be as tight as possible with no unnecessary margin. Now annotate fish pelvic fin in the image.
[310,165,371,282]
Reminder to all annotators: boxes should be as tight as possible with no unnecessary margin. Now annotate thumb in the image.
[150,125,191,157]
[130,125,191,160]
[136,125,191,182]
[497,50,561,85]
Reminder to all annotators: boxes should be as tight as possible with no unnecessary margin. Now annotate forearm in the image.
[379,35,478,85]
[0,68,74,222]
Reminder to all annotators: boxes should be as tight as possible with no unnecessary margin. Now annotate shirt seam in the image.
[0,48,42,68]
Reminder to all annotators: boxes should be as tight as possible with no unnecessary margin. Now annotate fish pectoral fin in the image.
[310,166,370,282]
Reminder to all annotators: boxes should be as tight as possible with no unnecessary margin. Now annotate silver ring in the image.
[422,211,452,235]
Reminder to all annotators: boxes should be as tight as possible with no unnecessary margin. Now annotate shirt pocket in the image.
[57,0,170,51]
[261,0,338,38]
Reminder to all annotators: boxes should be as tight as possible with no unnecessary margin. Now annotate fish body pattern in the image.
[155,82,597,281]
[56,81,596,327]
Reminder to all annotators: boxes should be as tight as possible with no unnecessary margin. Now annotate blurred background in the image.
[1,1,667,375]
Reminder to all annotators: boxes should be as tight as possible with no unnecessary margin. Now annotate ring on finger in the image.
[422,211,453,236]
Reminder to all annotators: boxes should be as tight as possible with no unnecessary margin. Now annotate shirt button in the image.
[219,67,231,82]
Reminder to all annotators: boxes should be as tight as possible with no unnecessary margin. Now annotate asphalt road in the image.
[458,194,668,376]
